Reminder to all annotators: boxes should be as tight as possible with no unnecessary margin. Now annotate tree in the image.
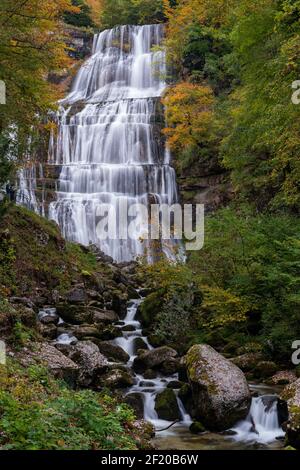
[162,82,215,170]
[99,0,165,28]
[0,0,77,179]
[64,0,95,28]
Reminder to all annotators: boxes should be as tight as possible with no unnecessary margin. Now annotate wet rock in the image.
[97,341,130,363]
[139,381,156,387]
[189,421,206,434]
[38,308,59,324]
[277,398,289,426]
[121,324,136,332]
[167,380,183,389]
[101,369,134,388]
[100,325,121,340]
[56,304,91,324]
[154,388,181,421]
[178,357,188,382]
[68,340,108,386]
[185,344,251,431]
[133,346,178,373]
[143,369,157,380]
[124,393,144,419]
[281,378,300,449]
[261,395,278,412]
[178,383,193,416]
[92,309,119,324]
[160,358,180,375]
[111,291,128,317]
[34,343,79,386]
[73,324,103,339]
[133,337,148,353]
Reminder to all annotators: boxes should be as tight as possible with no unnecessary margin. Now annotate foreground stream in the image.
[114,298,285,451]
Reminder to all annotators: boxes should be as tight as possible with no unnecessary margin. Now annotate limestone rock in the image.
[185,344,251,431]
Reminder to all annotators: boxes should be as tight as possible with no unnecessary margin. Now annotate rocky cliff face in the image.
[176,157,233,213]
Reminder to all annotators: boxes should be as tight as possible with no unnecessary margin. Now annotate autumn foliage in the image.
[162,82,214,157]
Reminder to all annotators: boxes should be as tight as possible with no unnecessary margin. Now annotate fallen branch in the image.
[156,419,179,432]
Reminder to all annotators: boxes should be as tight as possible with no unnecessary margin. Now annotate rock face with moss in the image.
[185,344,251,431]
[281,378,300,449]
[154,388,181,421]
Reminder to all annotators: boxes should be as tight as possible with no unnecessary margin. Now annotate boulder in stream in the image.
[133,346,178,373]
[154,388,181,421]
[281,378,300,449]
[185,344,251,431]
[97,341,130,363]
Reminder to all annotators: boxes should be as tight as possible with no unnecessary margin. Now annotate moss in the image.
[0,204,117,298]
[189,421,206,434]
[138,291,163,327]
[154,388,180,421]
[186,345,218,395]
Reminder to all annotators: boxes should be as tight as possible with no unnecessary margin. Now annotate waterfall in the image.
[230,395,285,444]
[42,24,178,263]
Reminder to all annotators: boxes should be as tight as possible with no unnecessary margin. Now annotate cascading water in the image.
[114,298,192,430]
[45,24,178,263]
[230,395,285,444]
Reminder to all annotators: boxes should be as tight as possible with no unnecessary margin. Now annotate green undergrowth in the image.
[0,360,138,450]
[0,203,107,298]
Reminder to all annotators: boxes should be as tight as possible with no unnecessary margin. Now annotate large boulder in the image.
[281,378,300,449]
[68,340,108,386]
[154,388,181,421]
[185,344,251,431]
[133,346,177,373]
[97,341,130,363]
[92,309,119,324]
[35,343,79,386]
[73,324,103,339]
[56,304,92,324]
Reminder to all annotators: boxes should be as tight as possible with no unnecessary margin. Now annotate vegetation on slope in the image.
[0,360,138,450]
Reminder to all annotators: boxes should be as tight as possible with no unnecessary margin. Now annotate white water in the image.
[230,395,285,444]
[113,298,285,445]
[115,298,191,431]
[16,24,179,263]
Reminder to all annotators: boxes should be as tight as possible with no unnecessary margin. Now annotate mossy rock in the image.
[253,361,279,379]
[137,291,163,328]
[189,421,206,434]
[154,388,180,421]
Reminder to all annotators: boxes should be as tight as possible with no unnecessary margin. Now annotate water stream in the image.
[115,298,285,450]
